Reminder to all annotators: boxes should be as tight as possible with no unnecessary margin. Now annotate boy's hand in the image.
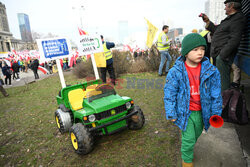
[171,119,176,122]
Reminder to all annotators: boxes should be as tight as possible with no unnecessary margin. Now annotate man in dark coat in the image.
[1,62,12,85]
[30,58,39,79]
[12,61,20,80]
[201,0,246,91]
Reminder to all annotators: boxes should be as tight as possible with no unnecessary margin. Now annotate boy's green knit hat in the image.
[181,33,207,56]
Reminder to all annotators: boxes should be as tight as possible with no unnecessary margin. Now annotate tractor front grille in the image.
[95,104,127,120]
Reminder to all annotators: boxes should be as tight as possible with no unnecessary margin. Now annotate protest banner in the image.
[77,35,104,79]
[78,35,103,56]
[0,52,9,58]
[36,37,72,88]
[36,37,71,61]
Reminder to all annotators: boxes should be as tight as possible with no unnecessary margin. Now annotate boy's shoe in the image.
[182,161,193,167]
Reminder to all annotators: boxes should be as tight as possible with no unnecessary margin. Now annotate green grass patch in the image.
[0,72,180,166]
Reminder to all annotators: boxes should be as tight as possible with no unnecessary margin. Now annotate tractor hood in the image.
[84,94,129,113]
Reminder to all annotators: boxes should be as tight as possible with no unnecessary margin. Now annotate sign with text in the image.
[0,52,8,58]
[78,35,103,55]
[37,37,71,61]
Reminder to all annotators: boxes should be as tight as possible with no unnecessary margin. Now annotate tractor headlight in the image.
[126,102,131,109]
[88,114,96,122]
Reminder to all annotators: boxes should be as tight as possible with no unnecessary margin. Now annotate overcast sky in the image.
[1,0,208,48]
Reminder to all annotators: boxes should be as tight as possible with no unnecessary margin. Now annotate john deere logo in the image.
[111,110,116,115]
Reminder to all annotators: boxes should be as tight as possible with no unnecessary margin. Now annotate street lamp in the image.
[72,5,85,29]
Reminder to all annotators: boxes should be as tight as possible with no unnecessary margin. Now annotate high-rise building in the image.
[168,28,183,40]
[0,2,12,52]
[118,20,128,44]
[205,0,226,24]
[18,13,33,42]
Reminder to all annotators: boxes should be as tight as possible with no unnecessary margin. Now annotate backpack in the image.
[222,88,248,125]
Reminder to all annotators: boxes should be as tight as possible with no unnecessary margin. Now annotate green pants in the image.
[216,56,233,91]
[181,111,203,163]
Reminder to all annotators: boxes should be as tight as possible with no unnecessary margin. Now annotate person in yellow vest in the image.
[100,35,116,85]
[200,30,213,63]
[63,58,67,71]
[157,25,172,76]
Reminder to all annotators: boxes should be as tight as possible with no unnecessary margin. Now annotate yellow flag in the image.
[145,18,158,48]
[94,52,106,67]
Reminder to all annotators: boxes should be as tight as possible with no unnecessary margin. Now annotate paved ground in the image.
[193,78,250,167]
[1,69,53,88]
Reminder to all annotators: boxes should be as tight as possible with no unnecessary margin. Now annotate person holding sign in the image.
[100,35,116,85]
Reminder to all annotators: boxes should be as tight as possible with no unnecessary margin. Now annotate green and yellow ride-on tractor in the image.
[55,79,145,154]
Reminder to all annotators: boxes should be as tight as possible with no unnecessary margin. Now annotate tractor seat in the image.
[68,89,85,111]
[68,84,99,110]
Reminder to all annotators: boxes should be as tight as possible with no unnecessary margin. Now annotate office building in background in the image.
[18,13,33,42]
[205,0,226,24]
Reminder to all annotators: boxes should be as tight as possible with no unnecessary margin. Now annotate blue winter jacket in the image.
[164,56,222,131]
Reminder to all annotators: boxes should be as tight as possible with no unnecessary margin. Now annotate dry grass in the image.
[72,45,179,79]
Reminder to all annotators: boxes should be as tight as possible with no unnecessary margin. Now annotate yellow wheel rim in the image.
[56,116,60,129]
[71,132,78,150]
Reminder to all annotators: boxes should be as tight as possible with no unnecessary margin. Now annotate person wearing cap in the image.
[100,35,116,85]
[157,25,172,76]
[191,29,198,33]
[200,0,246,91]
[164,33,222,167]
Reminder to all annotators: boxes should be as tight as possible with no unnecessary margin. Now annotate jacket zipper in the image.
[183,67,190,130]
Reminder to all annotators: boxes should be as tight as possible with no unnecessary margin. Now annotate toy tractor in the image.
[55,79,145,154]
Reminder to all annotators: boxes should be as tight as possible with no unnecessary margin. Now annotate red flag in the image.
[86,54,91,60]
[126,45,133,52]
[69,56,74,68]
[60,59,63,67]
[75,50,79,59]
[78,27,87,35]
[12,49,17,55]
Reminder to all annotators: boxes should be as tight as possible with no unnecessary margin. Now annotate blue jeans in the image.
[159,50,172,75]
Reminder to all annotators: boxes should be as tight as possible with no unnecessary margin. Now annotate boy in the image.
[164,33,222,167]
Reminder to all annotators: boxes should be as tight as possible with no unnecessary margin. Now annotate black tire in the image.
[69,123,94,155]
[128,105,145,130]
[59,104,70,112]
[55,109,72,134]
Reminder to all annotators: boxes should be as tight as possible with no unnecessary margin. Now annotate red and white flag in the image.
[78,27,87,35]
[38,66,49,74]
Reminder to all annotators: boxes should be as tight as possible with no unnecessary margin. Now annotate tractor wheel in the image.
[69,123,94,155]
[128,105,145,130]
[55,109,72,134]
